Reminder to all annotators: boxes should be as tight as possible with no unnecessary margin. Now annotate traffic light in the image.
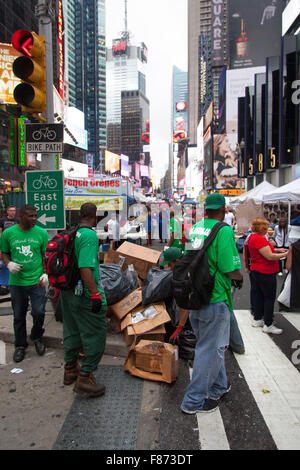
[11,30,46,115]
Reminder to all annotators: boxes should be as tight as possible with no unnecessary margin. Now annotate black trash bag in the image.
[142,267,173,306]
[99,263,135,305]
[177,326,197,361]
[124,265,139,291]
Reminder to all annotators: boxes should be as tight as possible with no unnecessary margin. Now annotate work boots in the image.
[73,371,106,397]
[64,361,80,385]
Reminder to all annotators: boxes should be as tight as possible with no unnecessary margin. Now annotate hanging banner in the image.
[211,0,224,67]
[64,177,122,196]
[65,196,123,211]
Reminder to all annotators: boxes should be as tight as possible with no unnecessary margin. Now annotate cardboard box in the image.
[124,340,179,384]
[116,241,160,279]
[120,302,170,335]
[124,324,166,347]
[110,288,143,321]
[104,249,121,264]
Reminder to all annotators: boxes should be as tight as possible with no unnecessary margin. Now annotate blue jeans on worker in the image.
[181,302,230,411]
[229,310,244,352]
[10,285,47,348]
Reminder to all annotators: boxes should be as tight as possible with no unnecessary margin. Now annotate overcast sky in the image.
[106,0,188,185]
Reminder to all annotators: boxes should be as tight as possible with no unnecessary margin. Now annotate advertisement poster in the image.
[105,150,120,173]
[121,154,129,177]
[213,134,239,190]
[65,196,123,211]
[64,177,122,196]
[229,0,284,69]
[0,43,21,104]
[203,127,213,191]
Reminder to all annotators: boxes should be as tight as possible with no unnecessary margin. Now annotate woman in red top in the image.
[248,218,288,335]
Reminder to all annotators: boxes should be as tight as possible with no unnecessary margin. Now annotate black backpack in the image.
[171,222,227,310]
[45,225,92,291]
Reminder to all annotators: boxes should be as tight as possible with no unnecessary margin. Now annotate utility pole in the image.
[35,0,56,170]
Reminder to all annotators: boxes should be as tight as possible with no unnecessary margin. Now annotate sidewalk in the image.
[0,298,129,358]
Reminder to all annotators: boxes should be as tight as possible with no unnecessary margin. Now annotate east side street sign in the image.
[25,123,64,153]
[25,170,66,230]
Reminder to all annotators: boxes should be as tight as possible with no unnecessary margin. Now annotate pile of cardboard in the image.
[105,242,178,384]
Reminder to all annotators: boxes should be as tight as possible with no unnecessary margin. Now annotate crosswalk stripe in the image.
[283,312,300,332]
[234,310,300,450]
[187,368,230,450]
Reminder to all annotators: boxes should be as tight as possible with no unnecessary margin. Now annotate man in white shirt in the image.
[224,207,235,228]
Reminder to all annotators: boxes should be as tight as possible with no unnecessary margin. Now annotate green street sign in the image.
[25,170,66,230]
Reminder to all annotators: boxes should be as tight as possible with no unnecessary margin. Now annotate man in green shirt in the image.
[181,193,243,414]
[169,210,186,252]
[60,202,107,398]
[0,205,49,363]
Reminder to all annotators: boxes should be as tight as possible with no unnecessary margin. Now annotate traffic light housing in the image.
[11,30,46,114]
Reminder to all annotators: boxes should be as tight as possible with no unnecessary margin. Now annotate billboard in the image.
[199,34,213,117]
[213,134,239,190]
[105,150,120,173]
[140,165,149,177]
[0,43,21,104]
[229,0,284,69]
[121,154,129,177]
[211,0,224,67]
[203,127,213,190]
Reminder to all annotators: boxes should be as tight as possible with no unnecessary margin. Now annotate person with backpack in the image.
[178,193,243,414]
[0,204,49,363]
[59,203,107,397]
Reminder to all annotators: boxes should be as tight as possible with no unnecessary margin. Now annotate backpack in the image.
[44,225,92,291]
[171,222,227,310]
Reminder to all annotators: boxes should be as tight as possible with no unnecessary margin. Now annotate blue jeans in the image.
[229,310,244,352]
[10,285,47,348]
[181,302,230,411]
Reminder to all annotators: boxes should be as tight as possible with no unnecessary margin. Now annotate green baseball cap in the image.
[160,247,183,266]
[205,193,226,210]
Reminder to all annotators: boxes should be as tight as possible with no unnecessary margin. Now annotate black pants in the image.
[251,271,277,327]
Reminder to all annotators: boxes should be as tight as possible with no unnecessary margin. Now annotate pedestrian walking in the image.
[285,239,300,308]
[168,210,186,253]
[273,218,291,276]
[0,205,49,362]
[224,207,236,228]
[0,205,19,236]
[60,203,107,397]
[180,193,243,414]
[248,217,288,335]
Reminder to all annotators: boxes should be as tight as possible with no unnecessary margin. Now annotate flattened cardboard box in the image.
[110,288,143,321]
[116,241,160,279]
[124,340,179,384]
[124,324,166,346]
[120,302,170,335]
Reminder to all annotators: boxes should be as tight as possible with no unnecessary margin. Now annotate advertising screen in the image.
[105,150,120,173]
[140,165,149,177]
[229,0,284,69]
[213,134,239,190]
[203,127,213,190]
[121,154,129,177]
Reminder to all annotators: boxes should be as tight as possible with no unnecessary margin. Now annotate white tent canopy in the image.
[232,181,277,204]
[263,179,300,202]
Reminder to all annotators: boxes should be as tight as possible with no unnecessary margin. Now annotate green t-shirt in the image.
[188,219,241,312]
[75,227,106,305]
[0,224,49,286]
[170,216,185,251]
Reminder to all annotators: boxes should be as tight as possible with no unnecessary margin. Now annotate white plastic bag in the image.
[277,272,291,308]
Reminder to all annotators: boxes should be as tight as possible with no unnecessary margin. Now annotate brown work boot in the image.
[73,371,106,397]
[64,361,80,385]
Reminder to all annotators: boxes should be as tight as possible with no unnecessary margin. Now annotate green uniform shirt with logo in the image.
[75,227,107,306]
[170,216,185,252]
[0,224,49,286]
[188,219,241,312]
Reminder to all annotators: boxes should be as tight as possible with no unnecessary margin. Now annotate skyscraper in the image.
[62,0,106,169]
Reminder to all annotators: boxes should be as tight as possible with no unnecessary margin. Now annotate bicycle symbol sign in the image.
[25,123,64,153]
[32,175,57,190]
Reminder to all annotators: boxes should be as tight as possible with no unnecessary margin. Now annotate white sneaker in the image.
[252,319,264,327]
[284,269,288,274]
[278,272,283,277]
[262,324,283,335]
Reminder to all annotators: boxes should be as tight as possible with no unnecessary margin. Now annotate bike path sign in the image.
[25,170,66,230]
[25,123,64,153]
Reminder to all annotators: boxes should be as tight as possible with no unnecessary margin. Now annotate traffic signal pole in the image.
[35,0,55,171]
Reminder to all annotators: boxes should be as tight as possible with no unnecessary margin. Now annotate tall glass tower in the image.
[62,0,106,169]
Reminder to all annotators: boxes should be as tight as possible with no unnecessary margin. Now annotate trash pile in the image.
[102,241,185,384]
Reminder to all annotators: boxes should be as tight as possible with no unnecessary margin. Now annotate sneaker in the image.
[181,398,219,414]
[284,269,288,274]
[210,382,231,401]
[262,324,283,335]
[278,272,283,277]
[252,319,264,327]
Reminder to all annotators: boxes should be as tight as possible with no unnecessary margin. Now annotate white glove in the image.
[39,274,48,287]
[7,262,22,274]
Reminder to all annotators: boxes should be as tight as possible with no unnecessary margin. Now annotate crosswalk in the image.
[191,310,300,450]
